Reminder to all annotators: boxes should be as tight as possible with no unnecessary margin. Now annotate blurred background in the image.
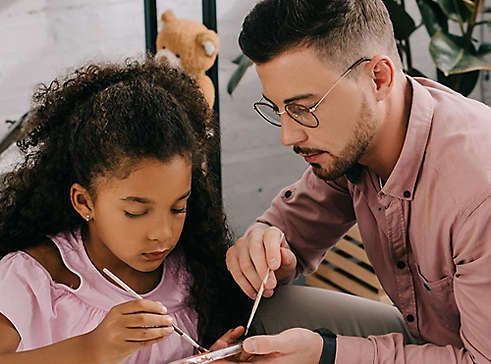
[0,0,489,239]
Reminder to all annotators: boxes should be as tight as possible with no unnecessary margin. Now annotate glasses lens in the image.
[285,104,318,127]
[254,103,281,127]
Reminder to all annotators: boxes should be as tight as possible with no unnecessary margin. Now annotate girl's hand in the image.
[86,299,174,363]
[211,326,252,363]
[209,326,244,351]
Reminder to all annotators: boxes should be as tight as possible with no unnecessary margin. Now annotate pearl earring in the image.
[85,215,90,222]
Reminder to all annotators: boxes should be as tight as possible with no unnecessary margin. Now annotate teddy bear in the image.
[155,10,220,108]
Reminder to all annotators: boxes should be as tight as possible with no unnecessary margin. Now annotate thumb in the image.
[242,334,286,355]
[280,247,296,268]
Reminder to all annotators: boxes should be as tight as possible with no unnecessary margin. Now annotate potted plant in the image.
[227,0,491,97]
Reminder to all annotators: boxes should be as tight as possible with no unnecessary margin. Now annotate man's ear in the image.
[70,183,95,222]
[367,56,395,102]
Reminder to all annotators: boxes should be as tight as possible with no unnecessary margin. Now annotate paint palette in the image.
[168,343,243,364]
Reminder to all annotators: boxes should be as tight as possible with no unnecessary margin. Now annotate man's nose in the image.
[280,114,307,146]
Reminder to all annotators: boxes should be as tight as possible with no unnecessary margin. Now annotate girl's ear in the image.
[70,183,95,222]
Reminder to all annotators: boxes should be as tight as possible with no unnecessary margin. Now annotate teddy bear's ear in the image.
[161,9,176,23]
[196,31,220,56]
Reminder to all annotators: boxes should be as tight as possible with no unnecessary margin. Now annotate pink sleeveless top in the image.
[0,230,198,363]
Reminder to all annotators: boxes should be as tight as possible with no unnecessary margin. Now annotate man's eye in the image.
[124,211,147,218]
[288,104,308,115]
[171,208,187,214]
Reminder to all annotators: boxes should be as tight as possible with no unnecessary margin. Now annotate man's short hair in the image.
[239,0,402,70]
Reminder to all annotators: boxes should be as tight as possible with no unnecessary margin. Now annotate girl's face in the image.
[86,156,192,273]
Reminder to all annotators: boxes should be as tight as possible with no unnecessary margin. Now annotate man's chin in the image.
[311,163,346,181]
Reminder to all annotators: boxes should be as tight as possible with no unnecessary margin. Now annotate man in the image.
[224,0,491,363]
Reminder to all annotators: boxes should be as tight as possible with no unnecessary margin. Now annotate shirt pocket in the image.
[416,265,460,332]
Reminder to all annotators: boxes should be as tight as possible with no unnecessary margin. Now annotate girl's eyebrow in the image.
[121,196,151,204]
[177,190,191,201]
[120,190,191,204]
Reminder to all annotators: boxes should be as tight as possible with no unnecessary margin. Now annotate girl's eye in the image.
[171,208,187,214]
[124,211,147,218]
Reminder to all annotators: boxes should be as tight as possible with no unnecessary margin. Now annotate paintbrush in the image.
[244,269,270,336]
[102,267,208,353]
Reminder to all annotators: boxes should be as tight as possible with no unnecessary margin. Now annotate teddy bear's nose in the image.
[175,54,180,58]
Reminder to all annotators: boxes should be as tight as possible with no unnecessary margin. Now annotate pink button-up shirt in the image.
[256,77,491,363]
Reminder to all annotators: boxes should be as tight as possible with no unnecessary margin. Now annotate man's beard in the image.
[300,98,376,181]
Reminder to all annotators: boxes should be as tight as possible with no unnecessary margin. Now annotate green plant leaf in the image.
[461,0,476,13]
[430,31,491,75]
[227,56,253,95]
[416,0,449,36]
[435,0,472,22]
[478,42,491,55]
[406,67,428,77]
[437,69,480,96]
[232,54,243,65]
[383,0,416,39]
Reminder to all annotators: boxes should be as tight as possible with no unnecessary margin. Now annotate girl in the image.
[0,58,249,363]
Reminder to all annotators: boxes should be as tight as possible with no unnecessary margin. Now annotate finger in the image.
[280,247,297,272]
[238,246,263,293]
[263,289,274,298]
[125,326,174,342]
[242,333,289,355]
[265,271,277,291]
[210,326,245,351]
[263,227,284,271]
[248,238,269,290]
[119,299,167,315]
[127,335,168,350]
[227,247,257,299]
[125,313,174,328]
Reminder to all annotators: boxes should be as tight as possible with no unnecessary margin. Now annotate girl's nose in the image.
[148,216,173,242]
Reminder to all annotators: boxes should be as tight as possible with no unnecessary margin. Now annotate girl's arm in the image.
[0,299,174,364]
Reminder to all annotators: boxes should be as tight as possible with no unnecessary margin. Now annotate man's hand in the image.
[219,328,324,364]
[226,224,297,299]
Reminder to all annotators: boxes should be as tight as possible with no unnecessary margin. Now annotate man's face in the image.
[255,47,378,180]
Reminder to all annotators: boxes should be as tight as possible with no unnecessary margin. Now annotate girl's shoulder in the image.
[0,238,80,290]
[23,238,80,289]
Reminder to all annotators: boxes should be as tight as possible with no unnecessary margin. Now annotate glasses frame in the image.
[253,57,371,128]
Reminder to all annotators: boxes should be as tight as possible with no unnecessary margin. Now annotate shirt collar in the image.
[380,76,434,200]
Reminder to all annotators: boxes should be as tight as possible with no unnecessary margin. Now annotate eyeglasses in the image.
[253,57,371,128]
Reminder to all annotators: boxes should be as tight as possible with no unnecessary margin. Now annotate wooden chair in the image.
[304,225,391,304]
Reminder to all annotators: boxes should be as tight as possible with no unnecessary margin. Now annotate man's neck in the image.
[361,73,412,181]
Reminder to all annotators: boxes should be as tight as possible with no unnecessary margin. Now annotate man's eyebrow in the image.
[263,93,316,106]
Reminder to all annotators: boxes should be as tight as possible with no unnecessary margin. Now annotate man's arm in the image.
[226,167,356,299]
[333,196,491,364]
[255,167,356,279]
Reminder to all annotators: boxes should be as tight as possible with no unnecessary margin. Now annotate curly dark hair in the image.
[0,57,249,346]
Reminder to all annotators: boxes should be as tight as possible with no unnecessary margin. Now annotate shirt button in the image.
[406,314,415,322]
[284,190,292,198]
[403,190,411,198]
[396,261,406,269]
